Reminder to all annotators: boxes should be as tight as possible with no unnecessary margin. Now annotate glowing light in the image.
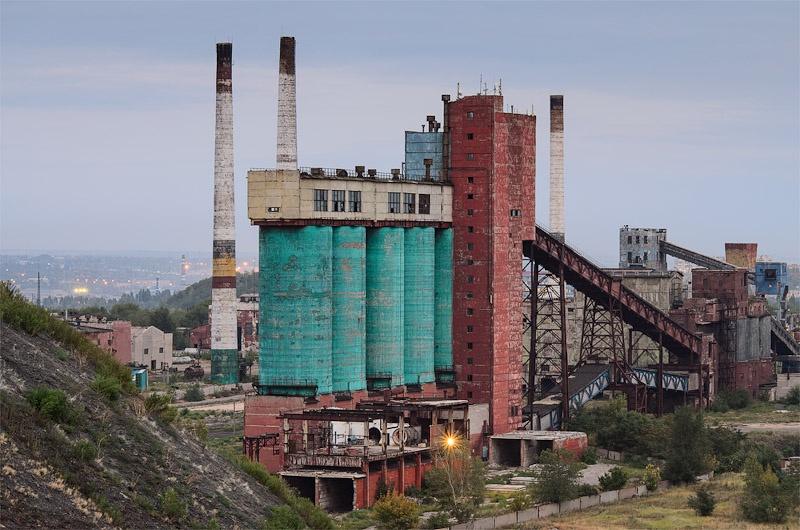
[73,287,89,294]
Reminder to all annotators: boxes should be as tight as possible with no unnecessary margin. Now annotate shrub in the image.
[581,446,598,464]
[184,384,205,402]
[529,449,582,503]
[598,466,628,491]
[711,388,751,412]
[26,387,74,424]
[262,505,304,530]
[687,483,716,516]
[372,491,419,530]
[508,490,531,511]
[643,464,661,492]
[740,453,794,523]
[91,375,121,402]
[71,440,98,462]
[425,511,451,529]
[145,393,178,423]
[785,385,800,406]
[160,488,187,520]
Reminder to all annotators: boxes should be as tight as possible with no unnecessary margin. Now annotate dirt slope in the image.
[0,321,282,529]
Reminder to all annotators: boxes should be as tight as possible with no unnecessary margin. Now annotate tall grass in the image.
[0,281,134,393]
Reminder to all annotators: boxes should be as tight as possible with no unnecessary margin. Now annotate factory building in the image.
[243,37,537,480]
[755,260,788,296]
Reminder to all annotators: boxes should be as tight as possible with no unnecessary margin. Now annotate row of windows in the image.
[314,190,431,214]
[626,235,649,244]
[314,189,362,212]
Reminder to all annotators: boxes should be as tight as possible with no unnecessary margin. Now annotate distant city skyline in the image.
[2,1,798,266]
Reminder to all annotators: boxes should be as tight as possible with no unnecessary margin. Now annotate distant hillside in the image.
[0,283,293,529]
[162,271,258,310]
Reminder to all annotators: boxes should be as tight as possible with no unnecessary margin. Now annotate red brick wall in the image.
[554,433,588,458]
[112,321,131,365]
[735,359,773,399]
[448,94,535,436]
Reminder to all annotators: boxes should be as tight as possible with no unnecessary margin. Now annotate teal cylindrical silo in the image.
[434,228,454,381]
[332,226,366,393]
[404,227,435,385]
[366,227,404,388]
[259,226,333,396]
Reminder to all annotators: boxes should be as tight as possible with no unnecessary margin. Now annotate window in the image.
[467,111,474,119]
[144,348,149,355]
[467,133,474,140]
[467,226,474,233]
[467,325,473,332]
[644,235,649,244]
[467,153,474,160]
[636,236,640,244]
[245,322,253,336]
[403,193,415,214]
[467,275,473,283]
[467,194,473,200]
[510,209,521,217]
[332,190,345,211]
[466,291,473,299]
[467,243,473,251]
[627,236,632,244]
[467,342,473,349]
[467,259,474,265]
[348,191,362,212]
[643,251,649,261]
[467,374,473,381]
[627,252,632,262]
[314,189,328,211]
[419,194,430,214]
[388,192,400,213]
[467,357,473,364]
[467,209,474,216]
[467,177,474,184]
[466,308,473,316]
[159,347,164,353]
[467,391,473,398]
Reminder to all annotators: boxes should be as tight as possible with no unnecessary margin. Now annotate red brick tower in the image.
[447,94,536,436]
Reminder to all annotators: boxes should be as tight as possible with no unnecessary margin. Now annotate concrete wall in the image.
[775,372,800,400]
[131,326,173,369]
[248,169,452,224]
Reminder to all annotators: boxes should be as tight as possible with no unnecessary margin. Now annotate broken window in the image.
[388,192,400,213]
[332,190,345,212]
[348,191,361,212]
[419,194,430,214]
[313,189,328,211]
[403,193,415,214]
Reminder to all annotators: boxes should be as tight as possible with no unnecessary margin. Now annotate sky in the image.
[1,1,798,267]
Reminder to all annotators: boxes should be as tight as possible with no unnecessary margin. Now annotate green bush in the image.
[711,388,751,412]
[529,449,582,503]
[372,491,419,530]
[663,406,713,483]
[144,393,178,423]
[184,384,205,402]
[425,511,451,529]
[784,385,800,406]
[598,466,628,491]
[91,375,121,402]
[740,453,793,523]
[26,387,74,424]
[262,505,304,530]
[160,488,187,520]
[71,440,97,462]
[508,489,531,511]
[687,484,716,516]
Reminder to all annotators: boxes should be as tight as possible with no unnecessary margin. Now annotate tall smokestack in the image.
[549,95,564,241]
[211,42,238,384]
[277,36,297,170]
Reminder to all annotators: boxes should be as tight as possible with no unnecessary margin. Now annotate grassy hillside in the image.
[0,281,327,529]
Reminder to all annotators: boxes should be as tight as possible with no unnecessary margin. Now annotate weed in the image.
[71,440,97,463]
[160,487,187,520]
[91,375,121,402]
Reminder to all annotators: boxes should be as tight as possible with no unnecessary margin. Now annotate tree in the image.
[740,452,794,523]
[663,406,713,483]
[598,466,628,491]
[529,448,582,503]
[371,491,419,530]
[687,484,716,516]
[150,306,175,334]
[422,434,485,523]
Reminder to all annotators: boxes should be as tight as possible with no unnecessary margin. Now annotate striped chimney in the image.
[211,42,238,384]
[549,95,565,241]
[277,36,298,170]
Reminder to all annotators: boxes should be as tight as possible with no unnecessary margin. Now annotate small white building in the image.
[131,326,173,370]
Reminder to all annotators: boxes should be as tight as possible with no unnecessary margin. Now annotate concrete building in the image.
[755,261,788,296]
[131,326,173,370]
[243,37,537,485]
[618,227,667,271]
[81,320,132,365]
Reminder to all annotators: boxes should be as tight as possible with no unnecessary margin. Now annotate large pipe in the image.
[549,95,564,241]
[277,36,298,170]
[211,42,238,384]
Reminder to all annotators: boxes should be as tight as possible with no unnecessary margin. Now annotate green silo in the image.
[332,226,366,393]
[434,228,454,381]
[259,226,333,396]
[404,227,435,385]
[366,227,404,388]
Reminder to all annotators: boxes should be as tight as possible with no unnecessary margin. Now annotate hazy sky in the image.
[2,1,798,266]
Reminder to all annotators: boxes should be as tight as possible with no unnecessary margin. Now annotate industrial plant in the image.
[198,37,800,511]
